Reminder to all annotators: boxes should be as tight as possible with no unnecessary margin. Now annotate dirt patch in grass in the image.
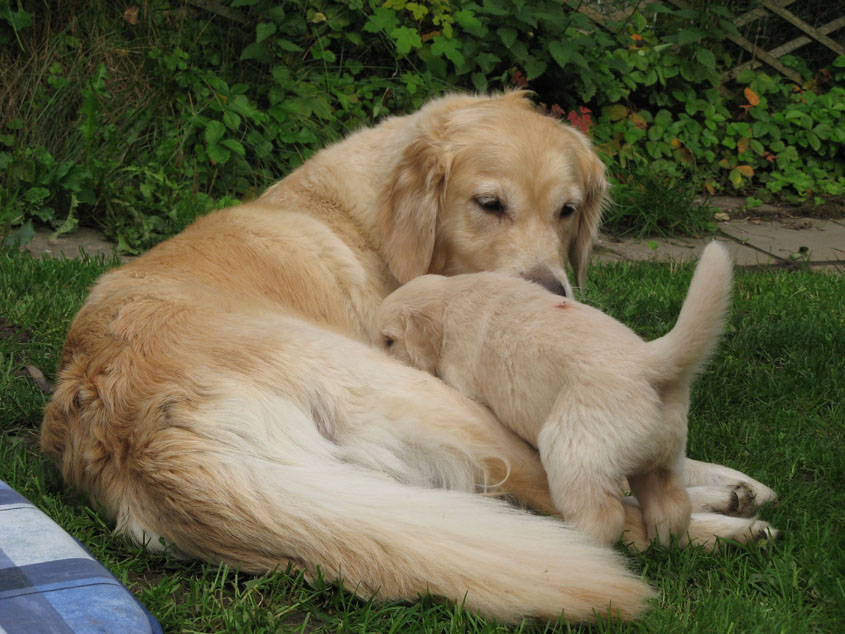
[1,316,53,393]
[0,316,31,343]
[708,195,845,220]
[791,196,845,219]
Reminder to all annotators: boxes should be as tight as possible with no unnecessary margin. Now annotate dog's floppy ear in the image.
[568,146,608,289]
[401,305,443,375]
[380,132,449,285]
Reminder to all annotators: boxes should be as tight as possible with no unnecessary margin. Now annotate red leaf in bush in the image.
[567,107,593,134]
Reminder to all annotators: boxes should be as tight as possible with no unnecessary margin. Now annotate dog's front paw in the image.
[749,517,779,543]
[687,483,763,517]
[687,513,779,550]
[683,459,777,510]
[739,478,777,507]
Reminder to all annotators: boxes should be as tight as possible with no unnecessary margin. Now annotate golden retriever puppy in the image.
[41,92,775,624]
[377,243,738,547]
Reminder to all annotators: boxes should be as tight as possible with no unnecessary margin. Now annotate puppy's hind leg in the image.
[628,469,692,547]
[538,422,626,546]
[556,484,627,548]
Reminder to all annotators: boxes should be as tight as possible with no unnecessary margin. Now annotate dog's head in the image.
[375,274,447,375]
[379,91,607,296]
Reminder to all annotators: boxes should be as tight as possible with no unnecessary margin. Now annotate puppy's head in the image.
[375,275,447,375]
[379,91,606,295]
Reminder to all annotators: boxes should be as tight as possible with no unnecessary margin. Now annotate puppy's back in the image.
[436,273,647,443]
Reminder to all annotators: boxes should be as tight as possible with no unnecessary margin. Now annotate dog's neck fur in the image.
[260,113,419,254]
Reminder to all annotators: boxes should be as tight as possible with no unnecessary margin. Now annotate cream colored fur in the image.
[41,93,775,624]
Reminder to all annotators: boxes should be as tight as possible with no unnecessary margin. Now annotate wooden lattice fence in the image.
[573,0,844,84]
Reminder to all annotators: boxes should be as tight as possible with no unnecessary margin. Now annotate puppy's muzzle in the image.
[522,267,571,297]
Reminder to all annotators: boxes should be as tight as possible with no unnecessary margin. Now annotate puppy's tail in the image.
[645,241,733,384]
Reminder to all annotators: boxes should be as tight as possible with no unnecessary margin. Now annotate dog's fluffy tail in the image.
[113,432,652,624]
[645,241,733,384]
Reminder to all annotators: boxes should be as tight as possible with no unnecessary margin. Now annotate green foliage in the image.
[604,167,716,239]
[0,0,32,48]
[1,1,843,249]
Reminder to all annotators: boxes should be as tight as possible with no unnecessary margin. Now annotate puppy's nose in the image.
[522,268,569,297]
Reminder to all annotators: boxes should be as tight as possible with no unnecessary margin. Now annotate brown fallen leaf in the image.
[25,365,54,394]
[124,5,139,25]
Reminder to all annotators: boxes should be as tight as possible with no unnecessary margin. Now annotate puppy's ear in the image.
[380,133,449,285]
[401,306,443,375]
[568,147,608,289]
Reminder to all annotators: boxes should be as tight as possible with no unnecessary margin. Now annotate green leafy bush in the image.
[1,0,842,250]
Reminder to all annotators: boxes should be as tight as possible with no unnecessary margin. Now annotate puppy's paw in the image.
[687,484,759,517]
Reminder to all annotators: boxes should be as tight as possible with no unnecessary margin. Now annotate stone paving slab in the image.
[22,227,132,262]
[594,217,844,273]
[594,234,780,267]
[718,217,845,263]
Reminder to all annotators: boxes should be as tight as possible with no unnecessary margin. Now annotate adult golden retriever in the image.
[41,92,776,624]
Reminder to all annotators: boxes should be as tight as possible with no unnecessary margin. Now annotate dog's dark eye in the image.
[559,204,576,220]
[384,336,394,349]
[475,196,505,216]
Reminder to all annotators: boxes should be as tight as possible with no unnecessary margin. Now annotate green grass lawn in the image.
[1,251,843,633]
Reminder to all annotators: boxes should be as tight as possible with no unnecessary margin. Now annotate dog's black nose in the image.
[541,279,568,297]
[522,268,568,297]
